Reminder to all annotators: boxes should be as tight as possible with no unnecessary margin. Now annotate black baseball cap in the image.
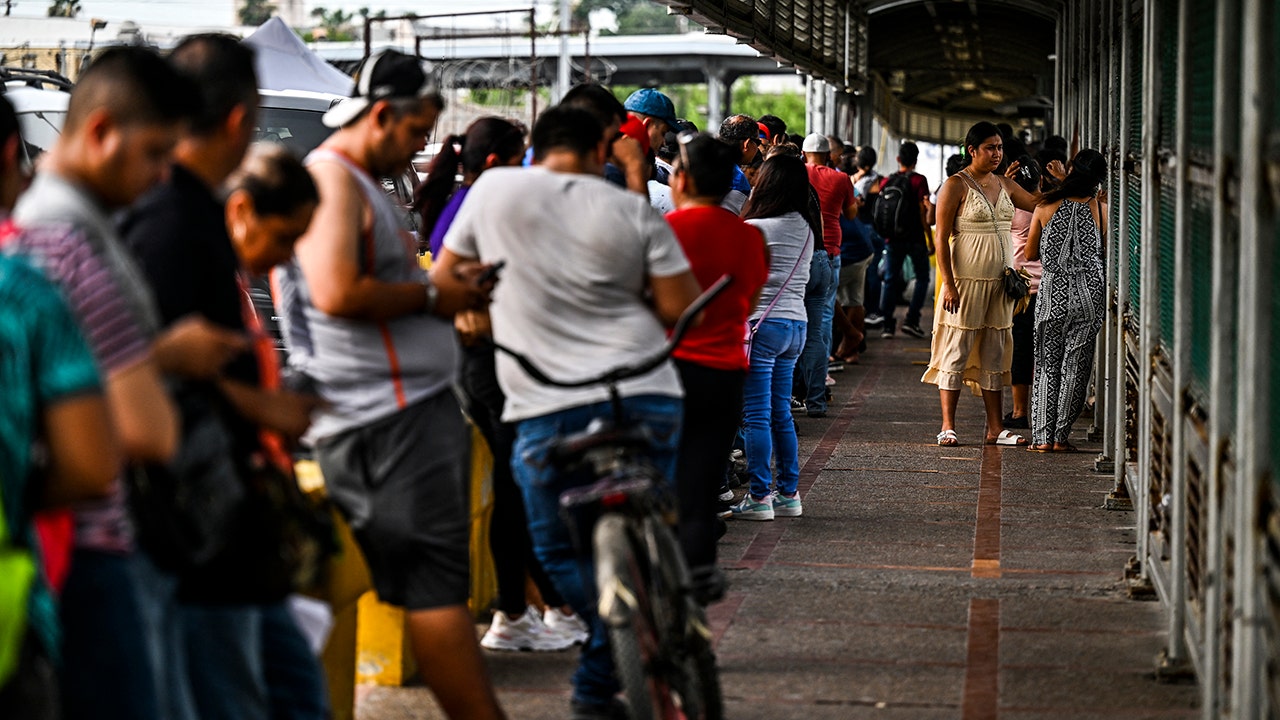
[322,49,435,128]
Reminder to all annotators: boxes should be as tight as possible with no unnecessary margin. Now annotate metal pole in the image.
[1203,0,1242,713]
[1166,0,1192,669]
[530,8,537,125]
[363,17,371,63]
[1111,0,1134,508]
[1135,0,1157,583]
[844,4,850,89]
[1096,0,1117,465]
[556,0,571,103]
[1090,0,1108,445]
[1232,0,1272,713]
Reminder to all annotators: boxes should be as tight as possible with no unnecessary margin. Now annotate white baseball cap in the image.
[801,132,830,153]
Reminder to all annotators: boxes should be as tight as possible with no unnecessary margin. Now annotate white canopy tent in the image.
[244,17,354,96]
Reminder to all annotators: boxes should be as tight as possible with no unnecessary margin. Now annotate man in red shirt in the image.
[799,133,858,417]
[664,134,768,597]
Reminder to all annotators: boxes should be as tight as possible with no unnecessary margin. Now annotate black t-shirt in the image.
[121,165,276,602]
[121,163,258,383]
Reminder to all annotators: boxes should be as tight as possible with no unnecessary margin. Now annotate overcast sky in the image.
[8,0,557,27]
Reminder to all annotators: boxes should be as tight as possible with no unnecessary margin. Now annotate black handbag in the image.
[127,383,245,573]
[1003,265,1031,301]
[235,458,337,597]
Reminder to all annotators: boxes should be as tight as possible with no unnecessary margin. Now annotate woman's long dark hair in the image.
[415,116,526,237]
[741,154,821,237]
[1041,148,1107,204]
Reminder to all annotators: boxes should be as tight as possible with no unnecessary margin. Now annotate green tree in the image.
[239,0,274,26]
[47,0,80,17]
[729,78,805,132]
[572,0,685,36]
[608,78,803,134]
[309,6,355,41]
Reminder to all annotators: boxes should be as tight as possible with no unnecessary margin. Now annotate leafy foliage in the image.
[608,78,804,134]
[572,0,684,36]
[238,0,274,26]
[307,6,356,42]
[47,0,79,18]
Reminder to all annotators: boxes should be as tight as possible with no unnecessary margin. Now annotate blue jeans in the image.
[512,394,682,708]
[744,319,806,499]
[183,601,327,720]
[864,232,886,317]
[262,603,329,720]
[796,250,840,412]
[183,605,270,720]
[131,552,198,720]
[879,242,931,331]
[60,550,158,720]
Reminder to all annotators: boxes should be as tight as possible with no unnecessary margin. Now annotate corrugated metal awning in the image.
[654,1,1061,142]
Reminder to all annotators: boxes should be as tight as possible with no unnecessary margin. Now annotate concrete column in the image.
[852,92,873,146]
[704,60,728,133]
[554,0,571,104]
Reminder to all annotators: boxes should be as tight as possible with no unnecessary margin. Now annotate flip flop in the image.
[1027,443,1054,453]
[986,430,1028,446]
[937,429,959,446]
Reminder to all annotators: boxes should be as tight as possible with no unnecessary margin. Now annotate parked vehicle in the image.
[0,67,72,171]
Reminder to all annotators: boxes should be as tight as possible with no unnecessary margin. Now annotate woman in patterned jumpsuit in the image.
[1025,149,1109,452]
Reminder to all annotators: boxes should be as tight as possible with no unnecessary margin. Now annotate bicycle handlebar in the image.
[493,274,733,390]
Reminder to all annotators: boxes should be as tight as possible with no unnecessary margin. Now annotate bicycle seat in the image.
[550,418,653,468]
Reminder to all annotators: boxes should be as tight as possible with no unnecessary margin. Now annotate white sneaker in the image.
[481,607,573,651]
[543,606,590,646]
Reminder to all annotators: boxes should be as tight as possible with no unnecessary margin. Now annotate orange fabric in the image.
[236,274,293,475]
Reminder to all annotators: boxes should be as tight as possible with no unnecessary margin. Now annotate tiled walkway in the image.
[359,320,1201,719]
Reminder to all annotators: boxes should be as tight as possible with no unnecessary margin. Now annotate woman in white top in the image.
[729,155,818,521]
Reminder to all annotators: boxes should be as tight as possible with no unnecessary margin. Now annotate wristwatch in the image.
[422,280,439,315]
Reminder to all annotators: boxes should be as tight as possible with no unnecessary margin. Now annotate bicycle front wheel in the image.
[594,513,659,720]
[644,515,723,720]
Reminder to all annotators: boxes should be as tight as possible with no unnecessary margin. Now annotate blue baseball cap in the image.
[623,88,678,127]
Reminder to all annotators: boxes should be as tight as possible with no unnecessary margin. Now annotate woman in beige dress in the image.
[923,122,1040,446]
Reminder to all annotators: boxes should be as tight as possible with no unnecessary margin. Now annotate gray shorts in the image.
[315,391,470,610]
[837,255,873,307]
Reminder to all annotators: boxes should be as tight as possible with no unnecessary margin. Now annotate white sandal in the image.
[987,430,1027,446]
[936,429,959,446]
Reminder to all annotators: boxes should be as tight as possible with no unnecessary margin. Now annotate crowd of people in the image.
[0,32,1110,720]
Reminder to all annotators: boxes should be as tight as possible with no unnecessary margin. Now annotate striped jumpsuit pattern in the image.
[1031,199,1105,446]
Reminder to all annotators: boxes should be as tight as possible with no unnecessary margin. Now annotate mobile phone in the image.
[476,260,506,285]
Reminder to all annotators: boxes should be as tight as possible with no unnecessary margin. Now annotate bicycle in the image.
[495,275,731,720]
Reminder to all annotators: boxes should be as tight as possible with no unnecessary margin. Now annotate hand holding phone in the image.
[475,260,506,286]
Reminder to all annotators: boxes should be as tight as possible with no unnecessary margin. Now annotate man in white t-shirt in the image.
[434,104,701,720]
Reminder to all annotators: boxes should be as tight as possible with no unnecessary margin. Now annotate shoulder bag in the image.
[745,227,811,361]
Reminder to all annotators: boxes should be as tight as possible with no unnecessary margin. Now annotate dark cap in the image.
[322,49,434,128]
[623,88,677,127]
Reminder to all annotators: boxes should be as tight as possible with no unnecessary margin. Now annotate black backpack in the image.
[872,172,918,240]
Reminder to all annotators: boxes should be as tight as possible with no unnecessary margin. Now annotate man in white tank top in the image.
[278,50,505,720]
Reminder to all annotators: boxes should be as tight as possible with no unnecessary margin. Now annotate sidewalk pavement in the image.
[358,319,1200,719]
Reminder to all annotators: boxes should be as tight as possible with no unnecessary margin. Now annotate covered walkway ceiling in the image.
[657,0,1061,134]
